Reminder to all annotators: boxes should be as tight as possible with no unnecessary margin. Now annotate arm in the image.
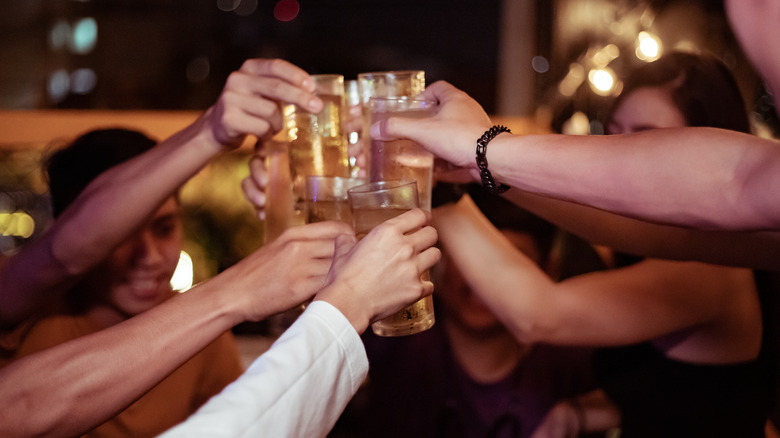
[158,301,367,438]
[433,194,757,354]
[0,220,352,438]
[504,189,780,271]
[0,58,323,327]
[160,209,441,438]
[373,81,780,232]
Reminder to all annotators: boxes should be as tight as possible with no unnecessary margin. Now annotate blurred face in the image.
[606,86,688,135]
[84,197,182,320]
[436,229,541,334]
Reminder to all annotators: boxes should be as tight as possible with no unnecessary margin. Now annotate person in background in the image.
[328,184,597,438]
[437,190,773,438]
[0,58,440,438]
[369,0,780,271]
[431,52,776,438]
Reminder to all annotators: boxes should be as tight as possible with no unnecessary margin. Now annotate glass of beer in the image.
[263,139,300,244]
[304,175,365,224]
[282,74,351,203]
[367,97,438,211]
[347,180,435,336]
[356,70,425,175]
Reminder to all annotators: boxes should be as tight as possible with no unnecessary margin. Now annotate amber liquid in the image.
[369,108,434,211]
[353,207,435,336]
[285,94,350,194]
[306,200,352,225]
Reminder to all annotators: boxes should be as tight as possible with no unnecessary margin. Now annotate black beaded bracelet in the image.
[476,125,511,194]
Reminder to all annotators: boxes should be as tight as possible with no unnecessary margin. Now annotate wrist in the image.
[313,283,369,334]
[475,125,511,193]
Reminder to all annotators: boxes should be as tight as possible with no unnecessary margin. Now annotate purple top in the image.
[330,321,596,438]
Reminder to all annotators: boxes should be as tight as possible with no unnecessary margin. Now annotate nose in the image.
[131,231,165,267]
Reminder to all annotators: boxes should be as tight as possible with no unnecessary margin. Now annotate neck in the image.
[444,318,528,384]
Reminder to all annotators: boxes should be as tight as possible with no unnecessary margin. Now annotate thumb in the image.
[370,115,426,142]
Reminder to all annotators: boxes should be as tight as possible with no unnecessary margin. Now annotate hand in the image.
[370,81,494,176]
[314,209,441,333]
[241,142,269,220]
[197,58,323,151]
[529,400,581,438]
[210,220,353,325]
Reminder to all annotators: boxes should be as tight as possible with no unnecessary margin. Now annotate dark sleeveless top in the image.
[594,270,778,437]
[331,319,597,438]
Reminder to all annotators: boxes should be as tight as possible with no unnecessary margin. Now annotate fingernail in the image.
[308,97,323,112]
[369,122,380,139]
[301,77,315,92]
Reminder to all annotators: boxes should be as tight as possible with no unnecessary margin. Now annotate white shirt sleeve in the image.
[158,300,368,438]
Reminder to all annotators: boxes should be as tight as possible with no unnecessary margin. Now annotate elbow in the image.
[507,316,555,345]
[48,236,94,278]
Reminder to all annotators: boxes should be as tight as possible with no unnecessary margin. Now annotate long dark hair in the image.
[608,51,752,134]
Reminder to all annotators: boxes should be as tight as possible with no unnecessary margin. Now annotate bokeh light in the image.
[636,31,662,61]
[531,56,550,73]
[171,251,195,292]
[588,67,617,96]
[558,63,585,97]
[186,56,211,83]
[71,68,97,94]
[0,212,35,239]
[49,19,70,51]
[47,69,70,102]
[70,17,98,55]
[274,0,300,22]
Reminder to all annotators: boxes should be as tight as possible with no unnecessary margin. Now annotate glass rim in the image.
[356,70,425,79]
[368,96,437,103]
[347,179,418,196]
[310,73,345,80]
[368,96,438,112]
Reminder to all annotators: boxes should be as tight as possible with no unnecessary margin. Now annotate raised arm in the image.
[503,189,780,271]
[0,58,323,327]
[433,194,758,358]
[372,81,780,232]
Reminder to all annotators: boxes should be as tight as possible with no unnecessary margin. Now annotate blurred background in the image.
[1,0,778,298]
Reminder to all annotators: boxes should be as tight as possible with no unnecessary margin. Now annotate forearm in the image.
[504,189,780,271]
[53,118,223,272]
[0,283,238,438]
[487,127,780,231]
[434,196,555,344]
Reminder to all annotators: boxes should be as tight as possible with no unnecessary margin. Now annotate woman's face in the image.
[606,86,688,134]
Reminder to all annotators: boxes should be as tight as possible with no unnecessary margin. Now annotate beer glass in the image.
[282,74,351,203]
[347,180,435,336]
[304,175,365,224]
[356,70,425,175]
[367,97,438,211]
[263,140,301,244]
